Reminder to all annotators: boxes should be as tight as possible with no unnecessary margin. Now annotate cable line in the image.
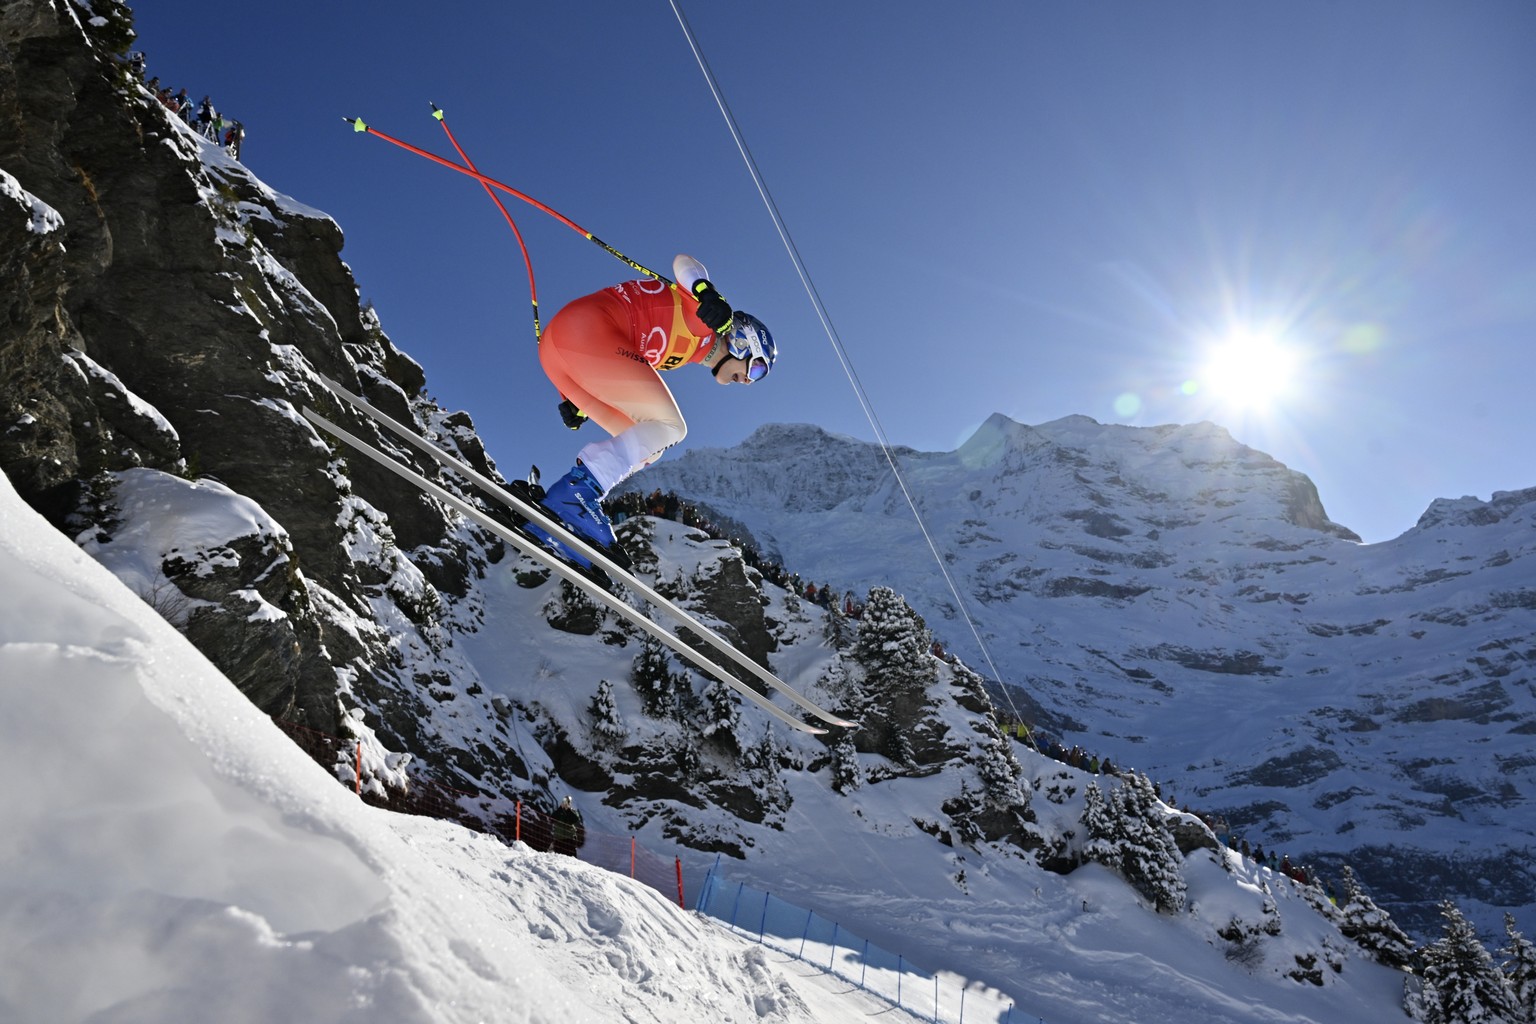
[668,1,1037,748]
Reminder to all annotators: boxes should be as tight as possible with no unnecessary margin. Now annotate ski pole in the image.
[345,116,674,286]
[430,103,542,341]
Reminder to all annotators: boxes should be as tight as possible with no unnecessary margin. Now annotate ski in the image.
[302,380,853,734]
[310,373,853,730]
[302,406,825,735]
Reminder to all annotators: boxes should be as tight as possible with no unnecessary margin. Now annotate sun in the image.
[1196,326,1300,413]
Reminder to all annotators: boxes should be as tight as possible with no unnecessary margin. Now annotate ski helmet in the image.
[721,312,776,383]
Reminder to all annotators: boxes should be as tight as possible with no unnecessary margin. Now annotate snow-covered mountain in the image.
[627,415,1536,940]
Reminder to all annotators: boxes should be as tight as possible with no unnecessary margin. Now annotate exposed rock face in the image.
[0,1,486,750]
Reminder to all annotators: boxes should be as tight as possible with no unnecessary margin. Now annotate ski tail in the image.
[311,373,856,730]
[301,398,844,735]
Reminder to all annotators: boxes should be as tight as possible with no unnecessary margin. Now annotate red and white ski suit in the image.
[538,254,717,494]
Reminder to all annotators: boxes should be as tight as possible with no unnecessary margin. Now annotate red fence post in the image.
[515,800,522,843]
[630,837,637,878]
[675,857,685,910]
[354,741,362,795]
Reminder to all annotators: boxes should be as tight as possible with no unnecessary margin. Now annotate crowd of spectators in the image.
[127,52,245,160]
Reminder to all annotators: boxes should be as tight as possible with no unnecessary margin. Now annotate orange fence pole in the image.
[354,741,362,795]
[630,837,637,878]
[675,857,685,910]
[515,800,522,844]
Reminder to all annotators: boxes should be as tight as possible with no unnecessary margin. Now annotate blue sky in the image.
[131,1,1535,543]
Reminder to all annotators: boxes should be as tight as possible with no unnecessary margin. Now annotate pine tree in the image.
[823,600,855,650]
[743,728,789,816]
[829,728,865,794]
[1337,865,1416,970]
[1113,772,1187,914]
[850,586,937,762]
[853,586,934,677]
[587,679,626,748]
[630,634,678,718]
[700,677,742,753]
[816,655,861,728]
[1414,900,1522,1024]
[1077,775,1185,912]
[974,728,1027,811]
[1500,914,1536,1023]
[1080,780,1119,868]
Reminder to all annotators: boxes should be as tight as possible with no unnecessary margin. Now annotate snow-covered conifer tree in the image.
[630,634,678,718]
[829,728,864,794]
[1080,780,1119,869]
[974,727,1027,811]
[700,677,742,753]
[850,586,936,762]
[1501,914,1536,1023]
[742,727,789,817]
[815,655,860,725]
[1078,775,1184,912]
[853,586,934,677]
[1113,772,1187,914]
[1411,900,1522,1024]
[1337,865,1416,970]
[823,600,855,650]
[587,679,626,747]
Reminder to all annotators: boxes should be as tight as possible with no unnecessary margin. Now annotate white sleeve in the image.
[673,254,710,292]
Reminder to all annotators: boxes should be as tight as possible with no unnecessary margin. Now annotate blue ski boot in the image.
[524,461,627,570]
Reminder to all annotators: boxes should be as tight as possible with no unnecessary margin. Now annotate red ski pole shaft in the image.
[345,116,674,286]
[431,104,541,340]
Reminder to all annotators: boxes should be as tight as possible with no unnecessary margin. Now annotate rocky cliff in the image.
[1,0,519,779]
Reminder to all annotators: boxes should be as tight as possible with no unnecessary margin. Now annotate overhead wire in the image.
[668,1,1038,749]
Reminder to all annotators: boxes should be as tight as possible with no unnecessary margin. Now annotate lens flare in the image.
[1339,322,1385,356]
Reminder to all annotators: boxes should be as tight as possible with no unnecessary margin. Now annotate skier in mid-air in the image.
[527,254,777,564]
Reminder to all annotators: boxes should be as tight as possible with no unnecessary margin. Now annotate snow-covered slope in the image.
[0,469,1417,1024]
[0,461,949,1024]
[627,415,1536,939]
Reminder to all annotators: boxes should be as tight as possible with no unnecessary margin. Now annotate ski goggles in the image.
[743,354,770,383]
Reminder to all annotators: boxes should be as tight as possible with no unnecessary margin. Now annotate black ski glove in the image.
[691,279,734,335]
[558,398,587,430]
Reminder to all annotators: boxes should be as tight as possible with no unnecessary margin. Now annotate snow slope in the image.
[1,468,1415,1023]
[0,469,918,1024]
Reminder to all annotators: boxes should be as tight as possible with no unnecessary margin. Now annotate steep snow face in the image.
[626,415,1536,939]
